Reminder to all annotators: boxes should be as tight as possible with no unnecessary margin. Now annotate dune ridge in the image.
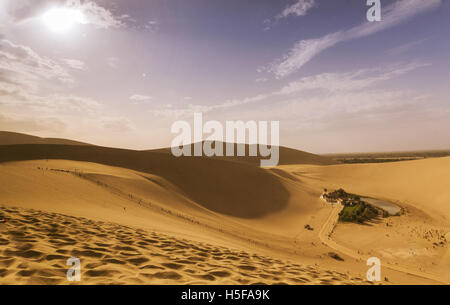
[0,144,289,218]
[151,141,338,166]
[0,131,91,146]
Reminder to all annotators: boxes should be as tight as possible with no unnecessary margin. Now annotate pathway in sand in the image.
[318,204,449,285]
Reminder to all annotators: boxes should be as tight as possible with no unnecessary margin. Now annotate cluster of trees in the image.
[323,188,360,205]
[324,188,388,223]
[338,202,379,223]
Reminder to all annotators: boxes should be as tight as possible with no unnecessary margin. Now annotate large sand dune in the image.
[0,159,377,285]
[0,144,288,218]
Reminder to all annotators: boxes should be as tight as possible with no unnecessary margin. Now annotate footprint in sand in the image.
[0,206,371,285]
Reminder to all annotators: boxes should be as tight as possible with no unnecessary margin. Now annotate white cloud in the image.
[150,62,428,119]
[129,94,152,102]
[385,38,428,56]
[62,58,86,70]
[0,37,104,135]
[271,32,340,78]
[80,1,126,29]
[144,20,158,32]
[149,94,270,118]
[277,62,429,95]
[271,0,441,78]
[0,39,102,118]
[264,0,316,30]
[270,89,432,135]
[280,0,317,18]
[0,39,74,91]
[0,39,72,87]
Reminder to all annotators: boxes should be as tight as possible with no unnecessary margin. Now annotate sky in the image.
[0,0,449,153]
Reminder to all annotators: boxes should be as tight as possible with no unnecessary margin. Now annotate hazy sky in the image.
[0,0,449,153]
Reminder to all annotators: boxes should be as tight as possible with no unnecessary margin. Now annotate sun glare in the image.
[42,8,85,33]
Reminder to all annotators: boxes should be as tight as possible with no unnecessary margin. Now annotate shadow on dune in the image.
[268,168,301,183]
[0,144,290,218]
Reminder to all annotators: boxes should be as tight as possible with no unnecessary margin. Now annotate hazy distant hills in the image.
[0,131,337,166]
[0,131,91,146]
[150,141,338,166]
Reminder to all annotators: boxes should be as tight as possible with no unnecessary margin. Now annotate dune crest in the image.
[0,131,91,146]
[0,144,289,218]
[151,141,337,166]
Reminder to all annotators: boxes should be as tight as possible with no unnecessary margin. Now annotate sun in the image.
[42,8,86,33]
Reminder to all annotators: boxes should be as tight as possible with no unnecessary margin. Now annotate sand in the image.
[280,158,450,284]
[0,205,370,285]
[0,134,448,285]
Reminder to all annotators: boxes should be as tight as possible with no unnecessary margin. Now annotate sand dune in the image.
[285,157,450,220]
[0,158,443,285]
[0,159,326,254]
[0,144,288,218]
[0,159,371,284]
[0,132,336,167]
[0,131,91,146]
[151,141,338,166]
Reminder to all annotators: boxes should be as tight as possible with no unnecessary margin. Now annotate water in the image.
[361,197,401,215]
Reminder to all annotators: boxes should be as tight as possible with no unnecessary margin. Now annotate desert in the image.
[0,131,448,285]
